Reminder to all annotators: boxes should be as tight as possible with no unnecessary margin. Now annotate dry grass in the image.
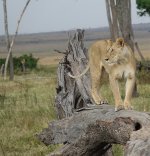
[38,55,64,66]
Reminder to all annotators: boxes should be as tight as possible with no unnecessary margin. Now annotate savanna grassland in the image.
[0,67,58,156]
[0,25,150,156]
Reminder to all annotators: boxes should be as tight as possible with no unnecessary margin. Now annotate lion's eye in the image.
[108,48,113,53]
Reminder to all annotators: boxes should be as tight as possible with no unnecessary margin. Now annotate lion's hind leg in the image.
[91,75,101,104]
[90,64,108,105]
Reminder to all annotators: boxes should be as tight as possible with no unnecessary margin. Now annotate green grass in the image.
[0,66,150,156]
[0,73,57,156]
[34,65,58,77]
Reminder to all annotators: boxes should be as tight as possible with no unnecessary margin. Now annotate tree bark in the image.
[116,0,134,51]
[9,52,14,80]
[109,0,119,40]
[55,29,92,119]
[105,0,115,40]
[38,105,150,156]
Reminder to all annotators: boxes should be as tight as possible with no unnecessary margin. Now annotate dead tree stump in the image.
[38,30,150,156]
[55,29,92,119]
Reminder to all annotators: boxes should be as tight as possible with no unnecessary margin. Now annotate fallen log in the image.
[38,104,150,156]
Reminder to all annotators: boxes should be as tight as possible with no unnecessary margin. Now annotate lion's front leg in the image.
[91,79,106,104]
[124,76,135,110]
[91,79,108,105]
[109,76,124,111]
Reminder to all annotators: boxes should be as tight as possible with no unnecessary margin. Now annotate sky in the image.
[0,0,149,35]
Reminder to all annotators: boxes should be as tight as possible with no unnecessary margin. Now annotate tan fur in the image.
[69,38,136,111]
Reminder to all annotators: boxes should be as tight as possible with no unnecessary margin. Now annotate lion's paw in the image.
[115,105,125,112]
[100,100,109,105]
[124,105,133,110]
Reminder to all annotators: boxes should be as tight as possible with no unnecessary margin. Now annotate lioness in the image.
[68,38,136,111]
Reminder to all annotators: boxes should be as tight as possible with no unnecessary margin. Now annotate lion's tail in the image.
[68,64,90,79]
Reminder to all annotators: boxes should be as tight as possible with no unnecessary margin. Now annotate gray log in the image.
[38,105,150,156]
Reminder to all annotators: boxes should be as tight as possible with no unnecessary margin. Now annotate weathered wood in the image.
[38,105,150,156]
[54,49,67,54]
[125,127,150,156]
[55,29,92,119]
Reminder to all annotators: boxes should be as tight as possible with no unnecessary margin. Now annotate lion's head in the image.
[105,38,129,65]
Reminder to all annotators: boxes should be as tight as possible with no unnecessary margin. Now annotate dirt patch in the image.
[38,54,64,65]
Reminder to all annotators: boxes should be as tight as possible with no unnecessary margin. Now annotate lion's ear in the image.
[107,40,113,46]
[106,40,113,51]
[116,38,124,47]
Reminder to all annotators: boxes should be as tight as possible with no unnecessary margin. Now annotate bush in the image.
[136,60,150,84]
[137,60,150,71]
[0,54,39,72]
[0,58,5,65]
[18,54,39,70]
